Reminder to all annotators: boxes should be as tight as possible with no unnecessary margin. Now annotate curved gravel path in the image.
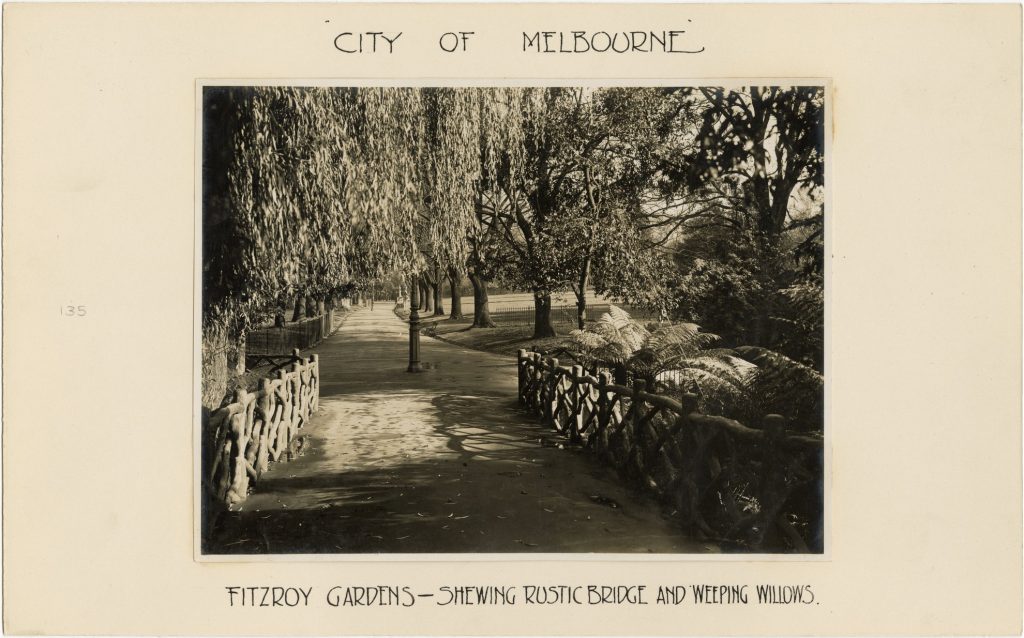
[205,306,716,555]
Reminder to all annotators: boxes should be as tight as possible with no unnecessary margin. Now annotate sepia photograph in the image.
[5,1,1022,633]
[7,2,1022,633]
[199,84,827,556]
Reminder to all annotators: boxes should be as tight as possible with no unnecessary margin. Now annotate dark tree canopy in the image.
[203,84,825,368]
[202,86,525,334]
[676,86,825,237]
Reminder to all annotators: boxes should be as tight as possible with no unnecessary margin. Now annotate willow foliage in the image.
[421,88,481,271]
[204,86,544,333]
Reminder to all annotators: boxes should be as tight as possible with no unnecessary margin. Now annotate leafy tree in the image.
[769,275,824,370]
[204,87,429,325]
[574,88,695,323]
[672,252,770,346]
[475,89,572,338]
[464,192,503,328]
[484,179,576,337]
[430,262,445,316]
[419,270,434,314]
[646,87,826,370]
[669,222,824,370]
[446,266,465,320]
[676,86,825,239]
[484,88,669,336]
[202,86,480,406]
[492,87,698,331]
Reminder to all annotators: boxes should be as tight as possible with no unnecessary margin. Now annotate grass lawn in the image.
[392,290,664,359]
[393,305,576,359]
[422,316,571,358]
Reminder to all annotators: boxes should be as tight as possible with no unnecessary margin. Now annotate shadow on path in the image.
[204,307,716,554]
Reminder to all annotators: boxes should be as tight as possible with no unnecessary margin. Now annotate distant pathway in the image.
[207,306,715,554]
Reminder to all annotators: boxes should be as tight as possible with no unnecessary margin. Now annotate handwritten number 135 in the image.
[61,305,87,317]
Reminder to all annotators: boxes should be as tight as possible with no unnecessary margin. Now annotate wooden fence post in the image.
[532,354,540,413]
[273,368,290,461]
[517,349,527,404]
[756,413,787,550]
[631,379,646,432]
[672,392,701,525]
[595,371,611,449]
[680,392,698,416]
[534,354,541,410]
[290,359,303,437]
[310,354,320,412]
[226,387,250,505]
[254,379,272,475]
[545,358,559,427]
[570,365,584,443]
[630,379,647,476]
[533,353,543,410]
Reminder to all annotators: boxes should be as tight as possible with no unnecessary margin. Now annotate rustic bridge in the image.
[203,305,718,554]
[517,352,824,552]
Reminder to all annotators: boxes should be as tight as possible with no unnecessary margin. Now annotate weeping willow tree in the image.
[204,87,444,407]
[414,87,545,330]
[413,88,484,317]
[202,86,537,408]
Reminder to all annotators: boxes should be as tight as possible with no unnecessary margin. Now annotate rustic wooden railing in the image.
[203,350,320,507]
[517,350,824,552]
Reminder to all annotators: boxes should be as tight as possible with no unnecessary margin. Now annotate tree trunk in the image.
[434,266,446,315]
[423,280,434,313]
[576,294,587,331]
[574,257,591,330]
[291,295,304,322]
[434,282,446,317]
[419,281,430,311]
[448,269,464,320]
[468,271,496,328]
[533,291,556,339]
[305,295,317,317]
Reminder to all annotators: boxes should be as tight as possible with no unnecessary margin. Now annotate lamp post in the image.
[407,273,422,372]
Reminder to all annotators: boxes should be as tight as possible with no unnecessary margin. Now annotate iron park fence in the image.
[247,311,335,356]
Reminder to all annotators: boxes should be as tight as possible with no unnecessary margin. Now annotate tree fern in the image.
[640,322,721,374]
[564,306,824,433]
[567,304,648,368]
[595,305,649,355]
[664,355,755,416]
[734,346,824,432]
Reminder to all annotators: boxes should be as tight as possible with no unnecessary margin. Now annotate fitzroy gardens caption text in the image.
[225,584,817,608]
